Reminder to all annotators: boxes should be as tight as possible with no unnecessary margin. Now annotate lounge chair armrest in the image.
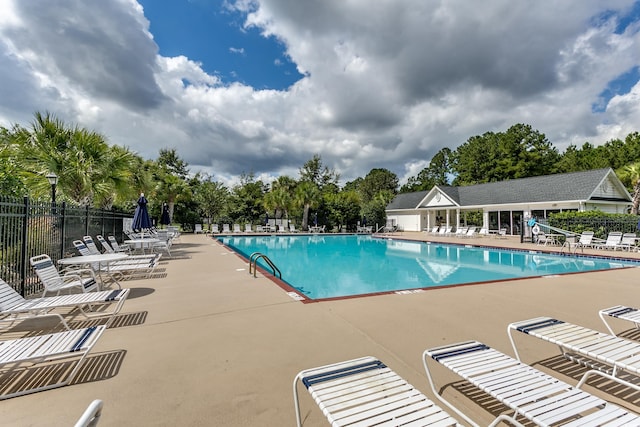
[63,268,97,281]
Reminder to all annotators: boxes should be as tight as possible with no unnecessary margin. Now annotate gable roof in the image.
[386,191,427,210]
[387,168,631,210]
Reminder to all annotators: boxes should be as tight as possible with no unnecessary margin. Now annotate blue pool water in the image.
[217,235,636,300]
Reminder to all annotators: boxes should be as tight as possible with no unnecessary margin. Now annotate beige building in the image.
[386,168,632,234]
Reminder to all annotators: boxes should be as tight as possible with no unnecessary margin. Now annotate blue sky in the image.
[0,0,639,187]
[139,0,303,90]
[595,66,640,113]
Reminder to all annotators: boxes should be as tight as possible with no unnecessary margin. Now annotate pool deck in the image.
[3,231,640,425]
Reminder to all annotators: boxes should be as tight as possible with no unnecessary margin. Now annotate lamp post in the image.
[46,172,58,214]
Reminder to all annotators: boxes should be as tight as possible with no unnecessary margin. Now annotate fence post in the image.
[19,196,29,296]
[59,202,66,258]
[85,205,90,237]
[101,208,106,237]
[520,218,524,243]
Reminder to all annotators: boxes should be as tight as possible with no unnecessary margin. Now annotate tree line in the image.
[1,113,640,231]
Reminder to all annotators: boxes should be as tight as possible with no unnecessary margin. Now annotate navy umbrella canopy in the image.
[132,193,152,232]
[160,203,170,226]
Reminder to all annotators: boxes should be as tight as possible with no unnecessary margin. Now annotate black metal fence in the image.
[523,216,640,244]
[0,196,131,297]
[546,217,639,240]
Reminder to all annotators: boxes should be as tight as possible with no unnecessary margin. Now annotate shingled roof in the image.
[387,168,630,210]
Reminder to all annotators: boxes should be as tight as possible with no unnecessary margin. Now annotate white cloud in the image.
[0,0,638,187]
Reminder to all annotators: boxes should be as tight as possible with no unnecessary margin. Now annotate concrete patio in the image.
[2,232,640,426]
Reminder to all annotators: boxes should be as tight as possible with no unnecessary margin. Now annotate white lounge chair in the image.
[599,305,640,335]
[75,240,160,267]
[167,226,181,242]
[74,399,104,427]
[509,316,640,393]
[194,224,203,234]
[453,227,467,237]
[0,278,129,329]
[107,236,131,254]
[288,224,299,233]
[73,241,161,280]
[0,325,106,399]
[244,224,252,233]
[462,226,477,238]
[294,356,461,427]
[535,230,558,246]
[98,235,141,257]
[211,224,219,234]
[594,231,623,250]
[233,224,242,233]
[616,232,637,251]
[30,254,98,296]
[222,224,231,233]
[424,340,640,427]
[438,226,451,236]
[82,236,103,255]
[152,229,172,258]
[96,235,115,254]
[561,230,594,253]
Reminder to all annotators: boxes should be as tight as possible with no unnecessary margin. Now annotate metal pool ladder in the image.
[249,252,282,279]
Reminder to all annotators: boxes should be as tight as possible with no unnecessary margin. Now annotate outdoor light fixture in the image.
[46,172,58,212]
[46,172,58,187]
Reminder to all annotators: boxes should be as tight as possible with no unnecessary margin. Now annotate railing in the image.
[248,252,282,279]
[0,195,131,297]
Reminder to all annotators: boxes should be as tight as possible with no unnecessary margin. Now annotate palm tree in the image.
[620,163,640,214]
[16,112,136,207]
[17,112,73,199]
[156,172,190,222]
[155,149,191,220]
[93,145,136,209]
[263,190,279,219]
[295,181,321,230]
[263,187,292,220]
[63,127,111,205]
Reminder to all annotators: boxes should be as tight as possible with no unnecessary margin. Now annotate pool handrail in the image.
[249,252,282,279]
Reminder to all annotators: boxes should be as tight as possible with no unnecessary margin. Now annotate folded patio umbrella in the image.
[160,203,170,226]
[132,193,152,233]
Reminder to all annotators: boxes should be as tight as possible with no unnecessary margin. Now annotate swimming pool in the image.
[217,235,636,300]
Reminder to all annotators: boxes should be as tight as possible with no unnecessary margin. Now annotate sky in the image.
[0,0,639,188]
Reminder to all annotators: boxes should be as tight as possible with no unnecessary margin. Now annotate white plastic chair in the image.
[30,254,98,296]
